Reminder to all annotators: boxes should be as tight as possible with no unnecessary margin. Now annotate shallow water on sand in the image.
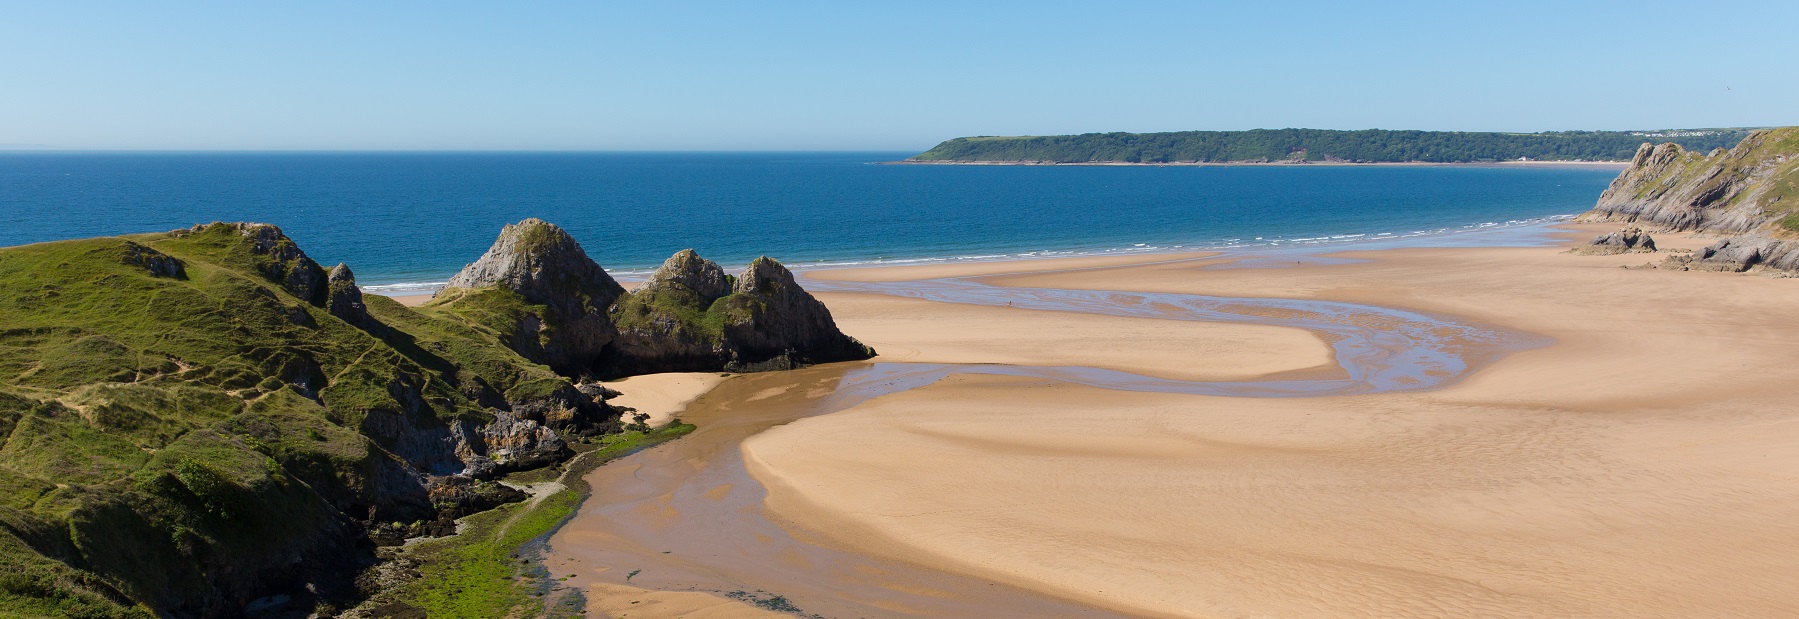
[549,253,1543,617]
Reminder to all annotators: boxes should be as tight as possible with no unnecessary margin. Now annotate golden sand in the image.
[601,372,729,426]
[554,223,1799,617]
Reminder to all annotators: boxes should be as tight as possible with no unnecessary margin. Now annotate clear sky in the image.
[2,1,1793,151]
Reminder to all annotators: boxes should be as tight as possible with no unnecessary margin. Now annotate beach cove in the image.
[540,222,1799,618]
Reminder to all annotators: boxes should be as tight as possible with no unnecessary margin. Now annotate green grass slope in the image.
[0,224,616,618]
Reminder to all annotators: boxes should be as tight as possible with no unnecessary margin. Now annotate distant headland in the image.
[899,128,1758,165]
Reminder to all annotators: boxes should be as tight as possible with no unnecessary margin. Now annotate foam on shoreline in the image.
[364,213,1579,296]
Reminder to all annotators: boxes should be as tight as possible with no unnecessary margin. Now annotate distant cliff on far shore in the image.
[1578,126,1799,273]
[909,128,1755,164]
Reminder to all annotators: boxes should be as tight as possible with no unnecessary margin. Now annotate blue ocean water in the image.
[0,152,1617,290]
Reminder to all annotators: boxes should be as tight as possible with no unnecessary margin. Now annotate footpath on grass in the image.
[349,423,696,619]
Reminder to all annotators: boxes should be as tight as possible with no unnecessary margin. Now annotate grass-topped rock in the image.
[440,219,624,378]
[1580,127,1799,273]
[0,223,622,618]
[434,221,874,377]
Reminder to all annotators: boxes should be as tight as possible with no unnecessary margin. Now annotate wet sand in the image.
[543,367,1139,619]
[601,372,730,426]
[551,223,1799,617]
[822,292,1336,382]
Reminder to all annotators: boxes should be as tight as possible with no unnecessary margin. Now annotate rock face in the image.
[120,240,188,278]
[444,218,626,376]
[721,256,877,369]
[1578,127,1799,274]
[607,249,739,373]
[0,224,628,618]
[465,411,567,476]
[609,251,875,374]
[635,248,731,300]
[326,263,371,326]
[437,221,874,377]
[230,222,329,303]
[446,218,626,309]
[1569,227,1657,255]
[1659,236,1799,273]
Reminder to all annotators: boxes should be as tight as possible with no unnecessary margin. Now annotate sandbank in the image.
[740,224,1799,618]
[600,372,729,426]
[548,222,1799,617]
[819,291,1336,382]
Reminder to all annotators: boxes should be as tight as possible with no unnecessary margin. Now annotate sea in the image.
[0,152,1619,293]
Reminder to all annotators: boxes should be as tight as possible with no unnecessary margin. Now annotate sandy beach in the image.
[551,222,1799,617]
[387,293,434,307]
[600,372,729,426]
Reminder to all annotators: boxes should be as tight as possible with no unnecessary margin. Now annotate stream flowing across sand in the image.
[547,266,1542,617]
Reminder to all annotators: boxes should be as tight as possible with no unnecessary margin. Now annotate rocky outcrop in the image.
[1659,236,1799,274]
[327,263,372,326]
[607,249,742,373]
[439,221,874,377]
[367,374,601,481]
[636,248,731,300]
[120,240,187,278]
[443,219,624,377]
[575,382,623,400]
[508,383,619,435]
[1568,227,1657,255]
[1581,129,1799,235]
[721,256,877,369]
[608,250,874,374]
[0,224,636,619]
[461,412,566,476]
[445,218,625,310]
[1578,127,1799,275]
[224,222,329,303]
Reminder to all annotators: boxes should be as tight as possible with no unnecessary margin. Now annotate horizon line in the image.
[0,148,927,154]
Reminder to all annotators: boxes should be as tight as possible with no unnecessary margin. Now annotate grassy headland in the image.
[358,423,694,619]
[0,223,620,617]
[909,128,1755,164]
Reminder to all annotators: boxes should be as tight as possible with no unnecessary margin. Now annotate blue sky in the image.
[2,1,1793,151]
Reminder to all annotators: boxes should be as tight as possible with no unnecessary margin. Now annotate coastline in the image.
[548,221,1799,618]
[366,214,1587,299]
[884,159,1630,168]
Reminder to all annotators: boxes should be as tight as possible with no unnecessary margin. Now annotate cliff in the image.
[433,222,874,377]
[0,223,621,618]
[1580,127,1799,272]
[441,219,624,377]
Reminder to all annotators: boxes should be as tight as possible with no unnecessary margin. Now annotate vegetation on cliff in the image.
[910,128,1754,164]
[357,423,693,619]
[1580,127,1799,273]
[433,223,874,378]
[0,218,874,617]
[0,223,621,618]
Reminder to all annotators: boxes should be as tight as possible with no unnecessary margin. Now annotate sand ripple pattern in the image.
[805,274,1542,405]
[553,272,1551,618]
